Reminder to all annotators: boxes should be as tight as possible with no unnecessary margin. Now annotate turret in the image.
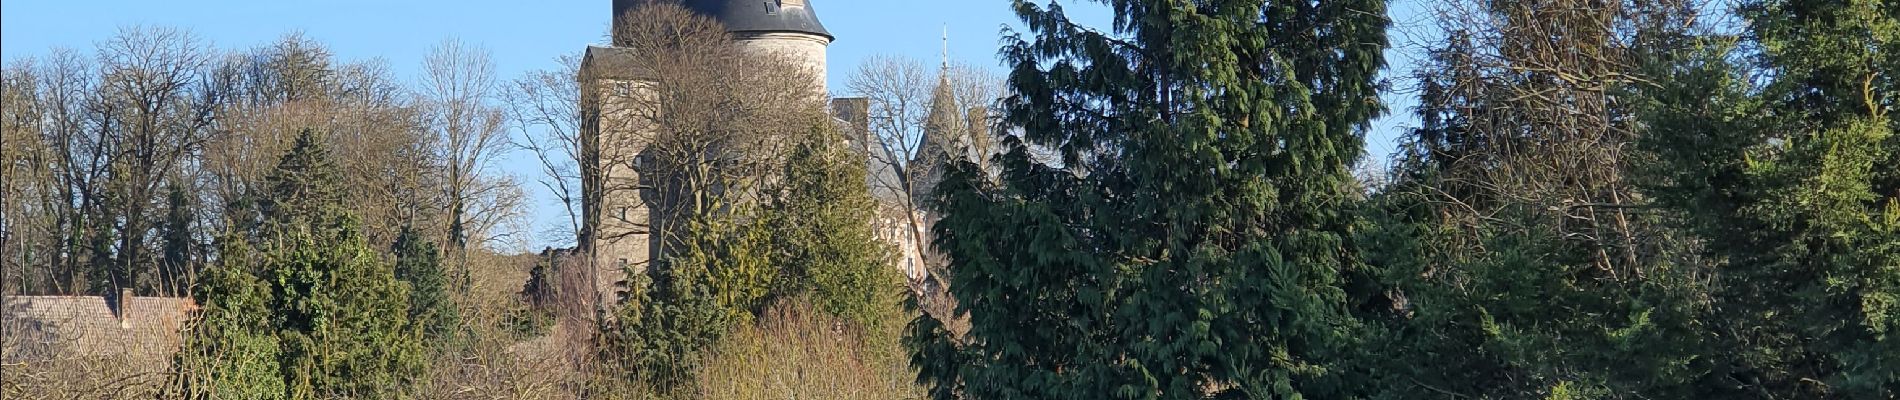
[613,0,833,92]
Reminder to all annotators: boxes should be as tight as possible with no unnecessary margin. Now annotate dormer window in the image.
[764,1,779,15]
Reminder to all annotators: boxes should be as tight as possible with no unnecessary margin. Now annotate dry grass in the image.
[403,250,594,400]
[577,298,924,400]
[2,353,168,400]
[691,300,922,400]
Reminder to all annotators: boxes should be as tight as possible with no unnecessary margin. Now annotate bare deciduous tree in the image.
[1397,0,1707,278]
[422,39,511,245]
[5,49,98,295]
[0,59,44,295]
[421,39,524,285]
[204,34,440,249]
[843,55,1000,289]
[88,27,227,296]
[505,54,586,245]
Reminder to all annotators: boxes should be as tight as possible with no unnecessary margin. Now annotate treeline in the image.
[0,28,523,298]
[5,3,924,399]
[0,25,566,399]
[4,0,1894,398]
[910,0,1897,399]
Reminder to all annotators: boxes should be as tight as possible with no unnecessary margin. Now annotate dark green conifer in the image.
[766,124,902,333]
[157,183,198,296]
[393,226,457,346]
[166,235,286,400]
[911,0,1390,397]
[1637,0,1899,395]
[171,128,424,400]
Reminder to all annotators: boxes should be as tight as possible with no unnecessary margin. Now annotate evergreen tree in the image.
[265,224,422,399]
[910,0,1389,398]
[166,235,286,400]
[258,129,347,240]
[601,122,902,395]
[258,129,423,399]
[171,128,424,399]
[601,217,756,395]
[1352,1,1719,398]
[83,201,122,295]
[766,124,902,333]
[1637,0,1899,396]
[393,226,457,346]
[157,183,198,296]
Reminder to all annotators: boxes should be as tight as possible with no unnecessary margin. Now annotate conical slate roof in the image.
[615,0,832,40]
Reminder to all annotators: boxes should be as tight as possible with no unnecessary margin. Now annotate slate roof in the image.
[684,0,832,39]
[614,0,832,40]
[581,46,646,81]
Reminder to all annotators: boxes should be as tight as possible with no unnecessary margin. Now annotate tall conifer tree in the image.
[393,226,457,347]
[158,183,199,296]
[1638,0,1899,396]
[910,0,1388,398]
[171,129,424,399]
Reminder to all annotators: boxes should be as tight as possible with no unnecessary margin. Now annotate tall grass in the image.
[689,299,922,400]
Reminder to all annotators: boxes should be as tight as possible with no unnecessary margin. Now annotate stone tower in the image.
[582,0,848,305]
[612,0,832,91]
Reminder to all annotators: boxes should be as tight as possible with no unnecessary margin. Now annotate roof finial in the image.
[941,24,951,71]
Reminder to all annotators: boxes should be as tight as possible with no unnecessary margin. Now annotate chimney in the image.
[119,288,133,328]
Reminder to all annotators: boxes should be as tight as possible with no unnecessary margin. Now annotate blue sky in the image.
[2,0,1427,250]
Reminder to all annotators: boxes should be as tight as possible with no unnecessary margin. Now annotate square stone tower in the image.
[581,0,857,305]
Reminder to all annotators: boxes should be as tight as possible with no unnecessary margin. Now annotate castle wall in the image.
[585,76,659,302]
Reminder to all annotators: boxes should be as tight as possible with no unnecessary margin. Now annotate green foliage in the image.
[765,125,902,334]
[600,120,905,395]
[522,250,557,306]
[1634,1,1900,394]
[512,250,560,339]
[1354,0,1899,397]
[257,129,349,240]
[170,129,426,400]
[393,226,458,346]
[503,299,555,339]
[266,224,424,399]
[156,183,198,296]
[167,236,287,400]
[1347,1,1731,398]
[602,233,745,395]
[1356,196,1716,399]
[910,0,1390,398]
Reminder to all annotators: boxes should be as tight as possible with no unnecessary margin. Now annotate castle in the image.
[578,0,932,305]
